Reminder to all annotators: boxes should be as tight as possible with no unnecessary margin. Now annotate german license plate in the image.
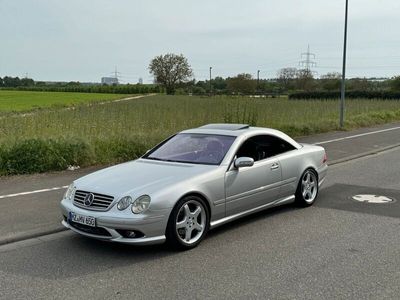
[69,212,96,227]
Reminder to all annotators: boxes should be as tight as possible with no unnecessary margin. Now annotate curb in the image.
[0,226,66,246]
[328,143,400,166]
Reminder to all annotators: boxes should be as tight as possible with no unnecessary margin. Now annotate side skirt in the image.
[209,195,295,229]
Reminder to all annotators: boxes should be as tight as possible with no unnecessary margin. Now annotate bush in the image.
[0,139,92,175]
[0,138,149,175]
[192,86,206,95]
[289,91,400,100]
[92,139,148,165]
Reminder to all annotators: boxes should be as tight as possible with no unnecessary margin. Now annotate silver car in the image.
[60,124,328,249]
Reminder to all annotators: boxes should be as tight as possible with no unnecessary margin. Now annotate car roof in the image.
[198,123,250,131]
[180,123,301,149]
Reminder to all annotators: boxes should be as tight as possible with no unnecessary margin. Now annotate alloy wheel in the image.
[175,200,206,245]
[301,171,318,203]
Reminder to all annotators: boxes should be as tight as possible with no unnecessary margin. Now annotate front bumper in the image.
[60,199,169,245]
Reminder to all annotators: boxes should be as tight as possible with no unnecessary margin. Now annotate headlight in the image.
[117,196,132,211]
[64,184,75,201]
[131,195,151,214]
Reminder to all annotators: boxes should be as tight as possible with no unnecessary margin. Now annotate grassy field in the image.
[0,94,400,174]
[0,90,132,113]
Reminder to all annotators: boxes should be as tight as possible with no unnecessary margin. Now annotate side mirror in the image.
[234,157,254,168]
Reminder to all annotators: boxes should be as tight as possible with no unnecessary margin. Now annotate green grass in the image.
[0,90,133,113]
[0,94,400,174]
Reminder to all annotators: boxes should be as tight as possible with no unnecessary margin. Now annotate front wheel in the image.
[295,169,319,207]
[166,196,209,250]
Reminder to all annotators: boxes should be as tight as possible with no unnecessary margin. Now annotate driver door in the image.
[225,135,282,216]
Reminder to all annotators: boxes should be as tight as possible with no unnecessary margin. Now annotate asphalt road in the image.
[0,123,400,299]
[1,122,400,244]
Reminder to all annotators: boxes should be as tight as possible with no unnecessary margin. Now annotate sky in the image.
[1,0,400,83]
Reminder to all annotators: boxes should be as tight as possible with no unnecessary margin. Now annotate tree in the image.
[390,76,400,91]
[3,76,21,87]
[227,73,257,95]
[295,69,315,91]
[347,77,371,91]
[320,72,341,91]
[148,53,193,95]
[212,76,227,91]
[277,68,297,91]
[20,78,34,86]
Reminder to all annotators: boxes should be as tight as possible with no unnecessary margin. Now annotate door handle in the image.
[271,163,279,170]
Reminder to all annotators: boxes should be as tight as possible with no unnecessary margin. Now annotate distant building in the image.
[101,77,118,85]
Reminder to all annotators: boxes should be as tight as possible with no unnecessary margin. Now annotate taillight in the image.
[322,152,327,163]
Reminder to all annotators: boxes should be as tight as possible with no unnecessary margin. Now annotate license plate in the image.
[69,212,96,227]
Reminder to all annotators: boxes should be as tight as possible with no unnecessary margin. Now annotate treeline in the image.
[0,77,162,94]
[0,76,34,87]
[177,71,400,96]
[5,85,162,94]
[289,91,400,100]
[2,72,400,97]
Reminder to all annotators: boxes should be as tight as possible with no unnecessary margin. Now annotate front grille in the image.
[69,221,111,237]
[73,190,114,211]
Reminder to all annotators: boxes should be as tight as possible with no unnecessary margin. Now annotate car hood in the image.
[74,158,217,198]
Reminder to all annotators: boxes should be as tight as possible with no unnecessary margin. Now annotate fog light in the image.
[126,231,136,238]
[116,229,145,239]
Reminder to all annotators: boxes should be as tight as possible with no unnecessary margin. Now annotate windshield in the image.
[143,133,236,165]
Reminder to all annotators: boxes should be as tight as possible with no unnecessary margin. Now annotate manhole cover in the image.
[352,194,395,204]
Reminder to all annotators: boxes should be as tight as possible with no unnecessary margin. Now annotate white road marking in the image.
[1,125,400,200]
[315,126,400,145]
[0,186,68,199]
[352,194,394,204]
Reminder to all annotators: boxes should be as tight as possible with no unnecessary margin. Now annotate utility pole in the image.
[257,70,260,94]
[209,67,212,96]
[340,0,349,128]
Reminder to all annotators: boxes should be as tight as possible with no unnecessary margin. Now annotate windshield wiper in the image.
[144,157,166,161]
[144,157,188,164]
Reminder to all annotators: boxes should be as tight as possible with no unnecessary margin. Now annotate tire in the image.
[166,195,210,250]
[295,168,319,207]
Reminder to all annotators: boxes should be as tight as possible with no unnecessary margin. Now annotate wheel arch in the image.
[302,165,318,179]
[178,191,212,218]
[297,166,319,188]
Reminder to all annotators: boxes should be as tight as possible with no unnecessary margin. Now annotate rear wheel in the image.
[295,169,318,207]
[166,196,209,250]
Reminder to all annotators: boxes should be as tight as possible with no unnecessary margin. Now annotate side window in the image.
[236,135,295,162]
[274,136,296,155]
